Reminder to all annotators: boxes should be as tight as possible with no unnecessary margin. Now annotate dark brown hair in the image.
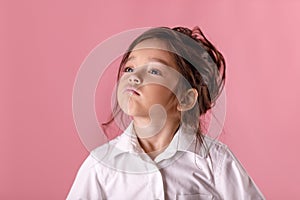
[103,26,226,147]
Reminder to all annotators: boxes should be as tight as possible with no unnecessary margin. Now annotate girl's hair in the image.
[102,26,226,149]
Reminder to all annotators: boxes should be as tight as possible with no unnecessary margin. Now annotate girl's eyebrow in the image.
[148,57,171,66]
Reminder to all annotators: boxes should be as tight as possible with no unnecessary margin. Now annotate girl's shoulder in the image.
[186,134,230,160]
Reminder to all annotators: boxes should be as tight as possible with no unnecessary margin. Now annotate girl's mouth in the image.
[124,87,140,96]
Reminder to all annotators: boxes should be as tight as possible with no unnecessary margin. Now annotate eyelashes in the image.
[123,66,162,76]
[124,66,134,73]
[148,68,162,75]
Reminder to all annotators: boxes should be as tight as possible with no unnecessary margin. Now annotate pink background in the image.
[1,0,300,199]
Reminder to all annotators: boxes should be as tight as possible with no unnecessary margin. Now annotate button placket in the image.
[148,168,165,200]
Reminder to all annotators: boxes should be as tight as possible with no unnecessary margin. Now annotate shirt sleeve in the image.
[215,146,265,200]
[66,155,104,200]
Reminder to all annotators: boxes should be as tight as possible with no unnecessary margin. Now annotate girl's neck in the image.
[133,117,180,159]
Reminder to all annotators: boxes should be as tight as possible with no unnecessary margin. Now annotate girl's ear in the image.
[177,88,198,112]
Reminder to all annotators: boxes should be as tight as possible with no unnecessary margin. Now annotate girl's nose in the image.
[128,74,141,84]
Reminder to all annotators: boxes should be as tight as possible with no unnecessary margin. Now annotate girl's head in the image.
[115,26,225,131]
[117,39,183,123]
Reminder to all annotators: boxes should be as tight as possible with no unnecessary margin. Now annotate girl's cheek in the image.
[119,73,129,81]
[117,77,125,87]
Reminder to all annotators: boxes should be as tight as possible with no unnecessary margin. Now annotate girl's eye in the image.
[124,67,134,73]
[148,68,161,75]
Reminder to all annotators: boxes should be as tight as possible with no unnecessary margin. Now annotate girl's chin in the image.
[119,107,148,117]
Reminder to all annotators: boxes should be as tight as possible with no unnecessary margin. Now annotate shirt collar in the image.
[108,121,197,162]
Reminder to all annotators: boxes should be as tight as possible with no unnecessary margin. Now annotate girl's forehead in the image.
[129,39,178,68]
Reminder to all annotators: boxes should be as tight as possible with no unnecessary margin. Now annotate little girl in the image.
[67,26,265,199]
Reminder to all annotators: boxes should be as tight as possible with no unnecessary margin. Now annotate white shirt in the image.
[67,122,265,200]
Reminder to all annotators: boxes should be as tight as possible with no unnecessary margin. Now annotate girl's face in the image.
[117,39,181,121]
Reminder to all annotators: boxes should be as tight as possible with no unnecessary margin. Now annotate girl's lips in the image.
[124,87,140,96]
